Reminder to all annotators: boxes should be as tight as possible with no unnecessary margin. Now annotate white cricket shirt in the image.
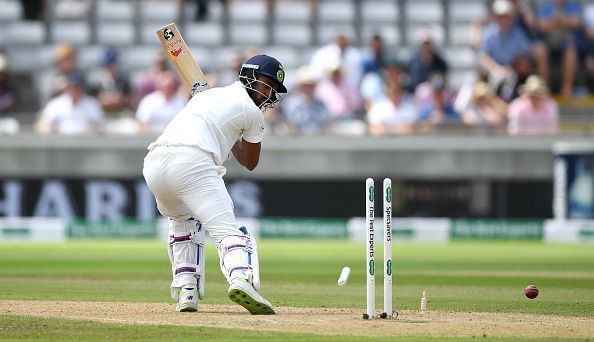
[148,81,265,166]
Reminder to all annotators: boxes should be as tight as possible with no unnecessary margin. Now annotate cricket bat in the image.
[156,23,209,97]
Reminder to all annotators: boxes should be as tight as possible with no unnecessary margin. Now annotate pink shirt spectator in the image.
[315,67,360,120]
[507,96,559,135]
[507,75,559,135]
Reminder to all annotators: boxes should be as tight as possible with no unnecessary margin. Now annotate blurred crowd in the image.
[2,0,594,136]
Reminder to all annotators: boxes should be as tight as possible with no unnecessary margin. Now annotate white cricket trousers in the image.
[142,146,238,242]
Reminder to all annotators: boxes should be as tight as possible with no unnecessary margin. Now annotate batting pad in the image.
[239,226,260,291]
[216,227,260,289]
[168,218,205,301]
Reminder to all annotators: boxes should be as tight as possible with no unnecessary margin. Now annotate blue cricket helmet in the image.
[241,55,287,93]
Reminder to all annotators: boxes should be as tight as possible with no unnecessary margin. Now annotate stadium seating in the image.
[96,0,135,21]
[97,22,136,46]
[3,21,46,46]
[185,22,225,46]
[0,0,495,108]
[229,0,268,22]
[50,21,91,45]
[361,1,399,22]
[0,0,21,20]
[319,0,356,23]
[274,0,310,22]
[139,1,178,21]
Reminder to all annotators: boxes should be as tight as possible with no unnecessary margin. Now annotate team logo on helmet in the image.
[276,69,285,82]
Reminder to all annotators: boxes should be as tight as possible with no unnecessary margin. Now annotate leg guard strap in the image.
[217,226,261,290]
[168,218,205,300]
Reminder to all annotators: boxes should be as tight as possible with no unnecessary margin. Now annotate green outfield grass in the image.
[0,239,593,340]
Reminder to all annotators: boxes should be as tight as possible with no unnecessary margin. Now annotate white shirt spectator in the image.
[369,99,417,125]
[38,93,102,134]
[136,91,187,134]
[309,35,363,90]
[367,92,418,135]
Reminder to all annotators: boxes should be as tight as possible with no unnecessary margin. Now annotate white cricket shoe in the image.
[176,284,198,312]
[228,278,276,315]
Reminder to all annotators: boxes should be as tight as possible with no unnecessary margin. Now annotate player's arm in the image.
[232,139,261,171]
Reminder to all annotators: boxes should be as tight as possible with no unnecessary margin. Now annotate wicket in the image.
[364,178,393,319]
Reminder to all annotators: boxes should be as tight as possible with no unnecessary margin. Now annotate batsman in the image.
[142,54,287,314]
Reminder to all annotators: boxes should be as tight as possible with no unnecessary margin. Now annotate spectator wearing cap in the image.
[281,65,330,135]
[367,81,419,136]
[462,81,508,132]
[88,48,133,114]
[507,75,559,135]
[360,58,409,112]
[39,43,82,105]
[407,28,449,93]
[479,0,532,83]
[136,71,187,134]
[535,0,584,98]
[470,0,538,49]
[36,73,103,135]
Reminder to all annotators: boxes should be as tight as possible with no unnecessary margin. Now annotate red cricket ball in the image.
[524,285,539,299]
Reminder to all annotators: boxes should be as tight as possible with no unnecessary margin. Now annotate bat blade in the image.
[156,23,209,97]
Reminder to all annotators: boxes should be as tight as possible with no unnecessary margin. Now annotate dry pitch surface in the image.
[1,300,593,339]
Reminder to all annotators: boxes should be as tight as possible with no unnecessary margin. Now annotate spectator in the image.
[360,58,409,112]
[309,33,364,107]
[479,0,532,85]
[281,65,330,135]
[136,71,187,134]
[314,60,360,121]
[511,0,539,37]
[36,72,103,135]
[361,34,390,75]
[0,54,17,115]
[367,82,418,136]
[219,50,245,87]
[39,43,81,104]
[462,81,508,132]
[583,2,594,92]
[407,28,449,92]
[415,73,453,108]
[88,48,133,114]
[417,75,460,132]
[508,75,559,135]
[136,50,169,101]
[496,53,535,102]
[471,1,543,99]
[535,0,584,98]
[0,54,19,135]
[470,0,538,48]
[219,46,261,87]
